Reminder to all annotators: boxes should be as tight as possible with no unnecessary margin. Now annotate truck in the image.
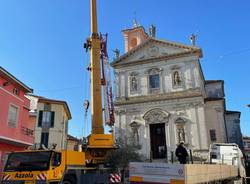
[1,149,114,184]
[129,143,246,184]
[1,0,116,183]
[209,143,246,178]
[2,150,83,183]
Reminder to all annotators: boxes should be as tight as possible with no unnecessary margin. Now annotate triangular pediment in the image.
[111,38,202,67]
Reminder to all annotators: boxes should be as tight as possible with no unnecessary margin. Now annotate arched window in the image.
[131,38,138,48]
[147,68,161,93]
[175,118,186,144]
[149,74,159,89]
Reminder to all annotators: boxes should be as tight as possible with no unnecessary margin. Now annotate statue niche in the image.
[130,121,140,146]
[130,73,139,93]
[175,118,186,143]
[173,71,182,86]
[131,76,138,91]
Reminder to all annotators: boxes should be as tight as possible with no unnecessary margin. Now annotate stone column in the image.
[160,68,165,94]
[120,72,125,98]
[196,105,208,150]
[145,123,151,159]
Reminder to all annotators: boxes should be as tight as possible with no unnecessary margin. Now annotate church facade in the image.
[111,26,228,160]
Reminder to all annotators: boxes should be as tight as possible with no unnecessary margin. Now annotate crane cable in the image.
[83,43,91,138]
[84,100,89,138]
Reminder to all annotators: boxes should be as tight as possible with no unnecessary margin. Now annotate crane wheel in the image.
[62,181,73,184]
[62,175,76,184]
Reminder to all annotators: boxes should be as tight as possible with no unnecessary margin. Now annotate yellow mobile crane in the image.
[83,0,115,165]
[1,0,115,183]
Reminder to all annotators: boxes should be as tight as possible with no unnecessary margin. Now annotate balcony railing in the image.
[21,126,34,136]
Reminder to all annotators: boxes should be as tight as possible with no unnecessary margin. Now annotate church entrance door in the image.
[150,123,166,159]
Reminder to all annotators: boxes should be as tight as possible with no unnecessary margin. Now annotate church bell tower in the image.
[122,25,148,52]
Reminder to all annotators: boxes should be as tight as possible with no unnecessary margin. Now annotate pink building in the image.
[0,67,34,172]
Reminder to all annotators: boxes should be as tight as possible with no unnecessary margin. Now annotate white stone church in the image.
[110,25,238,161]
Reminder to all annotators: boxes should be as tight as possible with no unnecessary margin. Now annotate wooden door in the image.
[150,123,167,159]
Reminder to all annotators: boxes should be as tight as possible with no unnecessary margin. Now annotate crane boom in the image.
[91,0,98,34]
[90,0,104,134]
[84,0,115,165]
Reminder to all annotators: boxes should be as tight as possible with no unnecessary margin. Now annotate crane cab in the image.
[1,150,85,184]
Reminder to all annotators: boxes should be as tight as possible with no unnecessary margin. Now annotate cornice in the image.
[0,67,33,93]
[0,86,24,102]
[112,50,201,69]
[114,88,203,106]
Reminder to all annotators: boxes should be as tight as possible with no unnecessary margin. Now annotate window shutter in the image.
[210,129,217,142]
[38,111,43,127]
[51,112,55,128]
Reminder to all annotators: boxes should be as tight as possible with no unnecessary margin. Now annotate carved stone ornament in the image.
[143,109,170,124]
[146,67,162,75]
[147,45,160,57]
[176,110,187,116]
[114,109,126,115]
[130,121,141,128]
[131,115,142,121]
[139,55,146,59]
[170,65,181,70]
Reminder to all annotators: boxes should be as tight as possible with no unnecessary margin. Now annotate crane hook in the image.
[84,100,90,113]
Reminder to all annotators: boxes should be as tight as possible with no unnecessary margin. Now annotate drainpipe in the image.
[61,116,65,149]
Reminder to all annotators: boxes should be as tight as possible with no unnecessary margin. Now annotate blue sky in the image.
[0,0,250,137]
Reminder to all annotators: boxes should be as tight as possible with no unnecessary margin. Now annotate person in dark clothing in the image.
[175,142,188,164]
